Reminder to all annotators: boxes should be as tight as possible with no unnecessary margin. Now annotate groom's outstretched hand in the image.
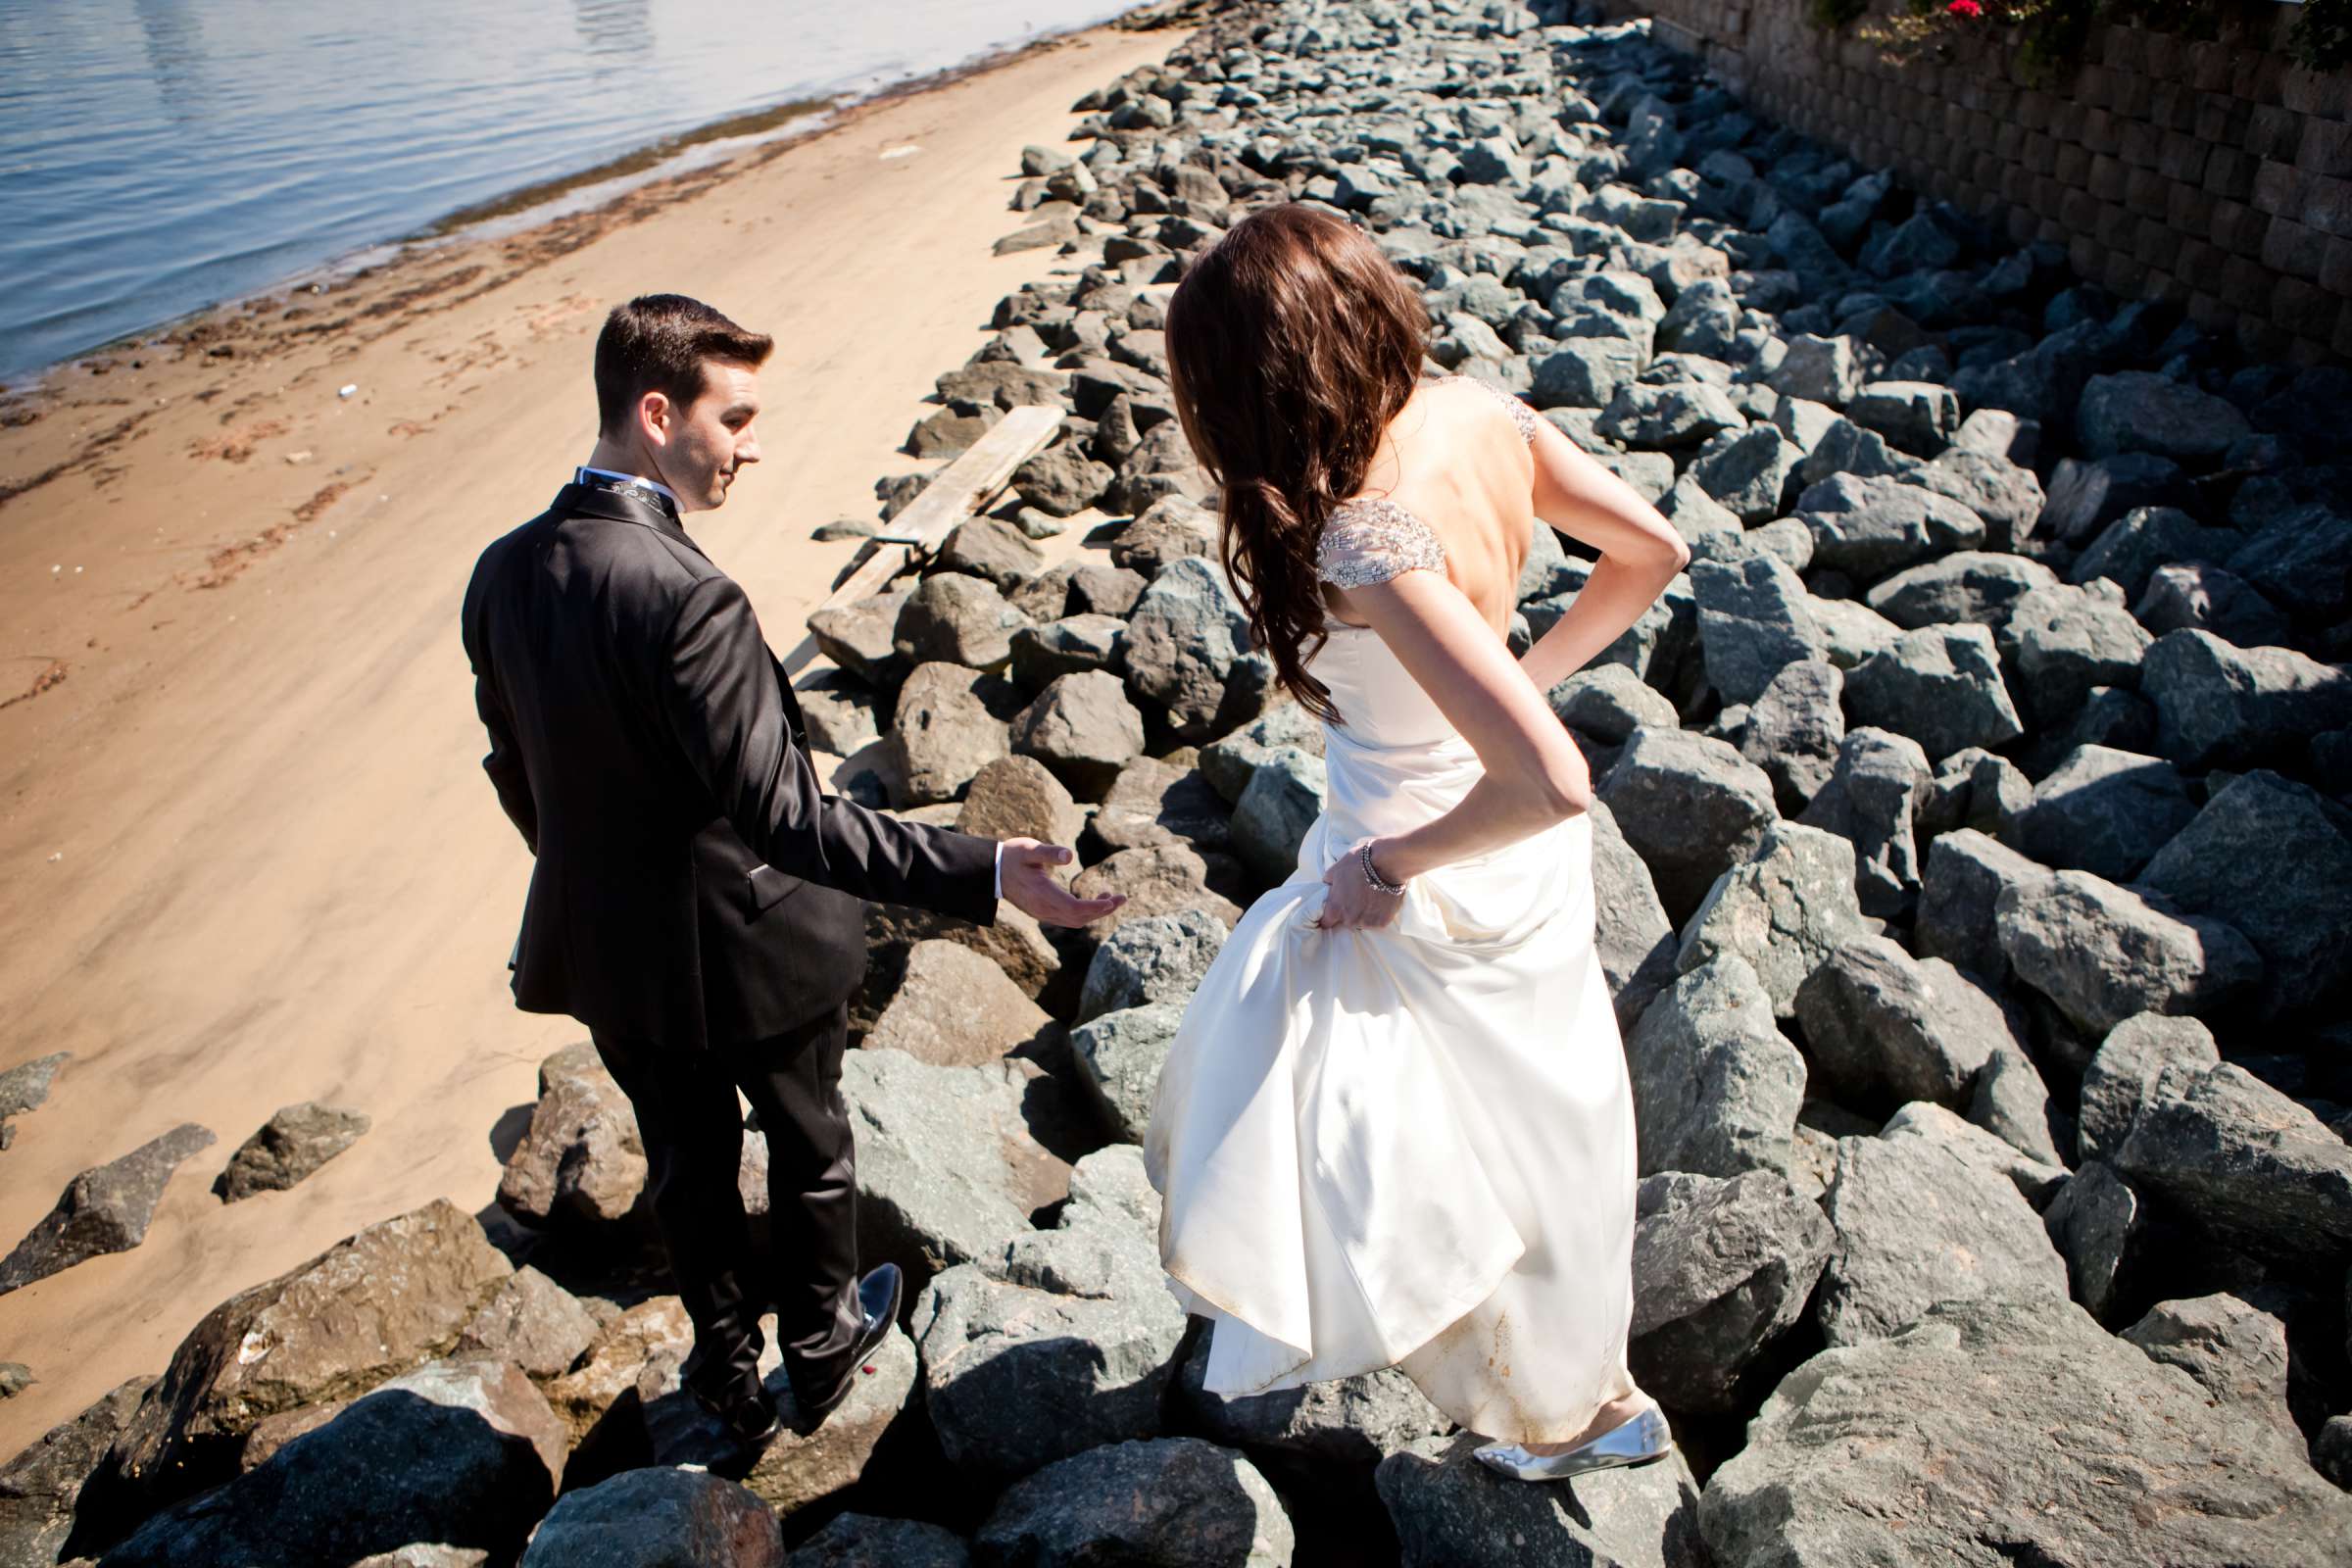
[1000,838,1127,928]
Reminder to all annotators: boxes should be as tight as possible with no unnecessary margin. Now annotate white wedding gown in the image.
[1142,379,1641,1444]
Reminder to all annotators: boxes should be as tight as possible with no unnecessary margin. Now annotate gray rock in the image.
[1230,746,1325,884]
[2037,451,2187,546]
[2112,1060,2352,1274]
[0,1374,153,1566]
[2138,769,2352,1023]
[1686,425,1801,524]
[1880,1101,2067,1208]
[1199,703,1325,805]
[1794,472,1987,582]
[1547,662,1680,745]
[1632,1169,1834,1412]
[1068,562,1149,618]
[2041,1158,2151,1321]
[215,1102,370,1202]
[2077,370,2252,463]
[1533,337,1646,410]
[519,1466,784,1566]
[914,1221,1187,1486]
[1597,726,1781,925]
[1108,496,1218,580]
[0,1123,216,1296]
[1916,446,2046,552]
[840,1049,1068,1288]
[955,754,1084,853]
[104,1200,516,1509]
[808,588,912,688]
[1596,380,1745,449]
[1994,869,2262,1037]
[2070,505,2242,604]
[1916,828,2048,986]
[2229,499,2352,620]
[1698,1295,2352,1566]
[0,1051,67,1137]
[1767,333,1862,407]
[1843,622,2024,763]
[977,1437,1293,1568]
[499,1041,648,1233]
[1009,614,1126,689]
[1009,445,1114,519]
[543,1297,691,1445]
[1009,669,1145,801]
[2001,580,2153,731]
[1377,1432,1708,1568]
[893,573,1031,672]
[1804,596,1902,670]
[1657,278,1742,358]
[2121,1293,2298,1443]
[1674,820,1864,1020]
[1088,756,1231,858]
[1793,937,2019,1114]
[2141,627,2352,772]
[1069,1002,1182,1144]
[2009,744,2196,882]
[936,518,1048,591]
[1690,552,1824,705]
[1846,379,1958,457]
[1627,955,1807,1181]
[1738,659,1844,812]
[1862,550,2057,631]
[1967,1042,2067,1167]
[2075,1011,2221,1166]
[2133,560,2294,649]
[453,1266,600,1380]
[1071,844,1244,943]
[1173,1333,1448,1470]
[890,662,1017,807]
[1794,726,1931,920]
[1079,908,1226,1024]
[1124,557,1252,743]
[1814,1133,2071,1348]
[105,1359,565,1568]
[795,669,882,757]
[866,941,1052,1068]
[1588,798,1682,1036]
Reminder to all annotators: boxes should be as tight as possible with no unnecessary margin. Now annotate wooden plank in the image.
[808,403,1064,620]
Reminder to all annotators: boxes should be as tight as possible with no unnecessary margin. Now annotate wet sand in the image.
[0,16,1179,1447]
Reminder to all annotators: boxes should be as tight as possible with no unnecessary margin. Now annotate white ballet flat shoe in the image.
[1473,1398,1671,1482]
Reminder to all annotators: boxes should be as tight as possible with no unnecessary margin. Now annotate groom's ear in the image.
[637,389,674,448]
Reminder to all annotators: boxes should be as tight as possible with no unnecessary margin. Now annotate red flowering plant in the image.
[1811,0,2348,81]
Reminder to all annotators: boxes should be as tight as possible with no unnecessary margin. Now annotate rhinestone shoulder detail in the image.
[1315,498,1446,589]
[1441,372,1541,445]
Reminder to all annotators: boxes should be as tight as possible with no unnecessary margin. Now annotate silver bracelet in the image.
[1359,841,1405,898]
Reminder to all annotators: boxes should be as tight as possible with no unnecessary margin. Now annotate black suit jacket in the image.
[461,480,998,1050]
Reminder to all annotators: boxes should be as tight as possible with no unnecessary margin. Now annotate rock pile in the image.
[8,0,2352,1561]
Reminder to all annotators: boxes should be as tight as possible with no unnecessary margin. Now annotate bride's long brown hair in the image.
[1163,202,1432,725]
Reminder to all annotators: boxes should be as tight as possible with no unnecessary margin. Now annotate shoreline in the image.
[0,2,1175,405]
[0,6,1186,1451]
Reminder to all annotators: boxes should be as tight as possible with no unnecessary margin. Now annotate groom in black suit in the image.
[462,294,1120,1444]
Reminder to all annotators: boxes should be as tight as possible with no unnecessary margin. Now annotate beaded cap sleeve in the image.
[1315,499,1446,590]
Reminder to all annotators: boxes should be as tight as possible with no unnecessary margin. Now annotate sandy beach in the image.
[0,14,1180,1449]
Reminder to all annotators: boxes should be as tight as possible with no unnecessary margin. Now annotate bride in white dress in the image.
[1143,202,1692,1477]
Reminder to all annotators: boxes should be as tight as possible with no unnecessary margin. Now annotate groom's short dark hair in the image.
[594,294,774,436]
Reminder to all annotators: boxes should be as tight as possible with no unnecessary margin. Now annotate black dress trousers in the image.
[591,1002,862,1409]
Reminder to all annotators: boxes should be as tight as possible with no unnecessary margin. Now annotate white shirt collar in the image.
[575,465,681,508]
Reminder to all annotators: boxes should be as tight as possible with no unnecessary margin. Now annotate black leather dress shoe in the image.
[689,1375,780,1448]
[793,1262,904,1426]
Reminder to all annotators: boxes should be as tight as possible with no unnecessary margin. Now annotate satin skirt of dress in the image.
[1141,723,1641,1445]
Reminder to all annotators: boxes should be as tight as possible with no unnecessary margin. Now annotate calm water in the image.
[0,0,1143,384]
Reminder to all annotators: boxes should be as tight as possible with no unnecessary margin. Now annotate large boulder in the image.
[1793,726,1932,920]
[1009,671,1146,801]
[0,1374,154,1565]
[1172,1333,1449,1470]
[1699,1295,2352,1565]
[543,1297,692,1444]
[975,1438,1294,1568]
[788,1513,971,1568]
[1597,726,1780,925]
[1631,1169,1834,1412]
[1199,704,1326,805]
[453,1266,600,1380]
[2138,627,2352,772]
[954,755,1083,854]
[1793,937,2019,1115]
[105,1201,514,1510]
[1674,820,1865,1020]
[1842,622,2024,763]
[808,588,911,688]
[1690,552,1824,706]
[2120,1293,2299,1444]
[2136,769,2352,1023]
[2074,1011,2221,1165]
[2007,745,2195,882]
[1070,1003,1183,1144]
[1230,747,1326,884]
[893,573,1030,672]
[1812,1133,2071,1348]
[1123,557,1253,743]
[213,1102,369,1202]
[1078,908,1225,1024]
[1071,844,1244,942]
[1089,756,1232,858]
[1626,956,1807,1181]
[2000,580,2152,731]
[839,1049,1069,1290]
[1993,869,2262,1037]
[518,1467,784,1567]
[1794,472,1986,582]
[1862,550,2057,631]
[0,1123,216,1296]
[1738,659,1845,812]
[2076,369,2252,463]
[1376,1432,1709,1568]
[864,940,1054,1067]
[1914,827,2048,987]
[498,1042,648,1234]
[105,1359,565,1568]
[889,662,1018,807]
